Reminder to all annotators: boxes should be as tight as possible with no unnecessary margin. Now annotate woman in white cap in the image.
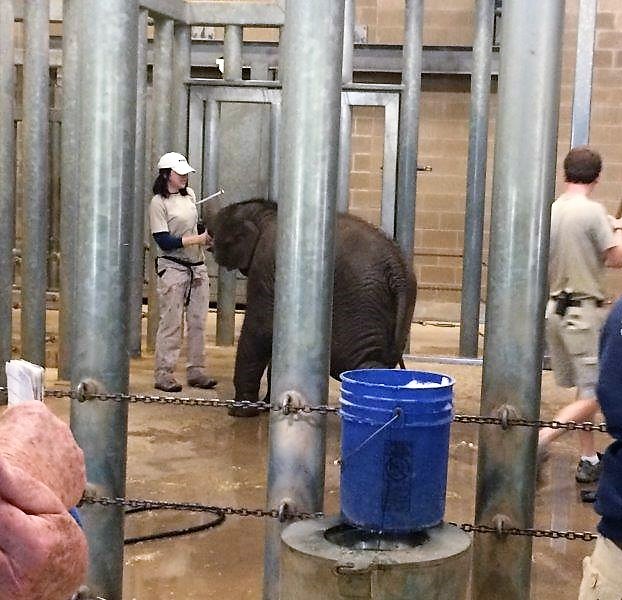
[149,152,217,392]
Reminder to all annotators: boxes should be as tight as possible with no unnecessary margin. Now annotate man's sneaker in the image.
[154,375,183,393]
[575,457,602,484]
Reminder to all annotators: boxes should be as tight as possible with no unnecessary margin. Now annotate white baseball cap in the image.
[157,152,196,175]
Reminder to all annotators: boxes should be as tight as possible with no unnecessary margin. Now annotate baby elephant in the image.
[211,199,417,416]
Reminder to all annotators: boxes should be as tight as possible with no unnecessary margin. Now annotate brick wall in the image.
[349,0,622,319]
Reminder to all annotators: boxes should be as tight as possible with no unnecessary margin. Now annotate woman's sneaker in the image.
[154,374,183,393]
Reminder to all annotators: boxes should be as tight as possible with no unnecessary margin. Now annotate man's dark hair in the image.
[563,146,602,184]
[152,168,189,198]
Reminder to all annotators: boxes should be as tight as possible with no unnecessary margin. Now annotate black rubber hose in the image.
[124,509,226,545]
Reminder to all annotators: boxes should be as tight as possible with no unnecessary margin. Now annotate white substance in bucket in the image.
[403,376,450,388]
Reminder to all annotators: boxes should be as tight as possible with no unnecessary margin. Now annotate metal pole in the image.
[337,0,353,213]
[395,0,424,264]
[58,0,80,380]
[173,23,191,153]
[472,2,565,599]
[269,101,281,202]
[0,0,16,391]
[48,118,61,291]
[216,24,244,347]
[570,0,597,147]
[129,9,149,357]
[146,16,175,352]
[458,0,496,358]
[263,0,345,597]
[21,0,49,365]
[70,1,138,597]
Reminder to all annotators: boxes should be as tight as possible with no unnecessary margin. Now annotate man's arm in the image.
[597,299,622,438]
[603,218,622,268]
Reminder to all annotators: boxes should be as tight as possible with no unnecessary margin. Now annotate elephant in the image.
[210,199,417,416]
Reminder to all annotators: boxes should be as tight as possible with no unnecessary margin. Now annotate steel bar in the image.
[570,0,597,147]
[129,9,149,357]
[146,16,175,352]
[263,0,345,597]
[70,1,139,598]
[395,0,424,266]
[459,0,496,358]
[184,2,285,27]
[216,25,244,347]
[21,0,49,365]
[48,120,61,291]
[472,2,566,599]
[337,1,353,216]
[269,101,281,202]
[0,0,16,390]
[58,0,80,379]
[173,23,192,152]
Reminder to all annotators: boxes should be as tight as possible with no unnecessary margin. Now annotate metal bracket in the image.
[76,378,107,403]
[492,513,513,538]
[279,391,305,417]
[496,404,519,430]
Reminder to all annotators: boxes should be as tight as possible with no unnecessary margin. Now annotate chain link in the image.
[81,495,596,541]
[1,386,602,429]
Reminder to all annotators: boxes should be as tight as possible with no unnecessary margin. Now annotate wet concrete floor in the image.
[34,310,605,599]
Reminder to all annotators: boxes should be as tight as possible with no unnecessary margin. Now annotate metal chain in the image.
[1,386,604,429]
[451,521,597,542]
[81,495,596,541]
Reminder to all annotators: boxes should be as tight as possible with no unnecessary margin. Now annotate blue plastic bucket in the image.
[339,369,454,533]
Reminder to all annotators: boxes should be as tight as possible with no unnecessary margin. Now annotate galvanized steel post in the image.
[146,16,175,352]
[70,1,139,597]
[128,9,149,357]
[21,0,49,365]
[396,0,424,264]
[473,2,565,599]
[0,1,15,390]
[173,23,191,153]
[58,0,80,380]
[216,24,244,347]
[570,0,597,147]
[263,0,345,597]
[337,0,354,213]
[458,0,496,358]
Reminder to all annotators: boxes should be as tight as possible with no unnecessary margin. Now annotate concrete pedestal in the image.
[280,516,472,599]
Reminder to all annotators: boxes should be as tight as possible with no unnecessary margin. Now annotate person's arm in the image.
[152,231,209,251]
[603,218,622,268]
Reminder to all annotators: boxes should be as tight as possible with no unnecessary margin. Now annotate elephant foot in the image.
[228,405,261,418]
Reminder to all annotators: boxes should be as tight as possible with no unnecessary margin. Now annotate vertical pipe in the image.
[21,0,49,365]
[146,16,175,352]
[129,9,149,357]
[58,0,80,380]
[472,2,565,599]
[395,0,424,265]
[570,0,597,147]
[263,1,345,597]
[459,0,496,358]
[48,118,61,291]
[269,101,281,202]
[0,0,16,391]
[70,1,138,597]
[337,1,354,213]
[216,24,244,347]
[173,23,191,153]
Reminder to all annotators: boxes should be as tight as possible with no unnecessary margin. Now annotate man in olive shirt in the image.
[539,146,622,483]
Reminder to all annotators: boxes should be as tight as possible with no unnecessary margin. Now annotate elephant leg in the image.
[230,321,272,417]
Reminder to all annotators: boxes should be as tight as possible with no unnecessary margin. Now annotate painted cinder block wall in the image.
[348,0,622,320]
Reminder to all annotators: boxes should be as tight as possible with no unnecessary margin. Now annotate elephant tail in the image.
[391,263,417,366]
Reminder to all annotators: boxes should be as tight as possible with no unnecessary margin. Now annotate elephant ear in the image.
[236,220,260,273]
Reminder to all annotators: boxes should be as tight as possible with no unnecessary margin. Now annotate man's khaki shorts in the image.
[579,536,622,600]
[545,299,606,398]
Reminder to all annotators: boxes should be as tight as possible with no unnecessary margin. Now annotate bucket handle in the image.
[335,408,402,469]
